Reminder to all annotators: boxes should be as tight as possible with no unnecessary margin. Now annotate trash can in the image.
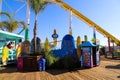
[17,56,24,70]
[37,58,46,71]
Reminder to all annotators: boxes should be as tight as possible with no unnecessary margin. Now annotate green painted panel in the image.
[0,30,23,39]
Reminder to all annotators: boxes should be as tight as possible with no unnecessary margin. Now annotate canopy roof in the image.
[80,41,96,47]
[0,30,23,39]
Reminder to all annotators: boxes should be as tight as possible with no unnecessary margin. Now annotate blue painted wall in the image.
[51,34,77,58]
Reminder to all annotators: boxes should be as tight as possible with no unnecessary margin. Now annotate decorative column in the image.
[25,0,30,41]
[77,36,82,59]
[52,29,58,47]
[108,37,111,52]
[69,10,72,35]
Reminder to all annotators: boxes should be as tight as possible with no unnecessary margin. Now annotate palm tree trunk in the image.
[33,14,38,53]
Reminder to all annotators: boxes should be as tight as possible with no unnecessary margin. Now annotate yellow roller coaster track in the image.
[45,0,120,45]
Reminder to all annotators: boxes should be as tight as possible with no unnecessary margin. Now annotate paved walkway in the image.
[0,56,120,80]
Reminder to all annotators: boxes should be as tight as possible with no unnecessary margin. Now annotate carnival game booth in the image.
[0,30,23,66]
[80,41,100,68]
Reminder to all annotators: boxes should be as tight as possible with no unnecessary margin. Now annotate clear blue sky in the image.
[1,0,120,46]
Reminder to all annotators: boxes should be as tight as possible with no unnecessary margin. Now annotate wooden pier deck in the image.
[0,56,120,80]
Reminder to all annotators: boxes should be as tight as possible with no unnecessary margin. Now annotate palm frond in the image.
[0,22,5,30]
[29,0,49,15]
[0,12,12,20]
[0,12,26,32]
[19,21,27,29]
[10,21,19,32]
[0,22,4,28]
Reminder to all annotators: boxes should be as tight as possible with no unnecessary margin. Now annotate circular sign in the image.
[52,34,58,38]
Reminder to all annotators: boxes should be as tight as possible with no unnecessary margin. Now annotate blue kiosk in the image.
[80,41,100,68]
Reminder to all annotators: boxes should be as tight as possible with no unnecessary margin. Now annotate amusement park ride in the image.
[1,0,120,46]
[0,0,120,67]
[45,0,120,45]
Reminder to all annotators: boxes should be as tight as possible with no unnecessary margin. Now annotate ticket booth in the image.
[81,41,94,68]
[80,41,100,68]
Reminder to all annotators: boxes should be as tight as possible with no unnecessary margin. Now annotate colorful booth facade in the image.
[0,30,23,66]
[80,41,100,68]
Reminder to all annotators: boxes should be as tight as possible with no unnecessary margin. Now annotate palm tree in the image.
[29,0,49,53]
[0,12,12,30]
[0,20,26,32]
[0,12,12,20]
[0,12,26,33]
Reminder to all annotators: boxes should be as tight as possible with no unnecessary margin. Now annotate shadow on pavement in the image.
[105,64,120,69]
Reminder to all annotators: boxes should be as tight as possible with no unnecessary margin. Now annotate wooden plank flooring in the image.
[0,57,120,80]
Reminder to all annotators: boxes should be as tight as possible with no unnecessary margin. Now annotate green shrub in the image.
[62,56,80,69]
[45,50,81,69]
[45,53,59,68]
[46,54,81,69]
[100,46,105,55]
